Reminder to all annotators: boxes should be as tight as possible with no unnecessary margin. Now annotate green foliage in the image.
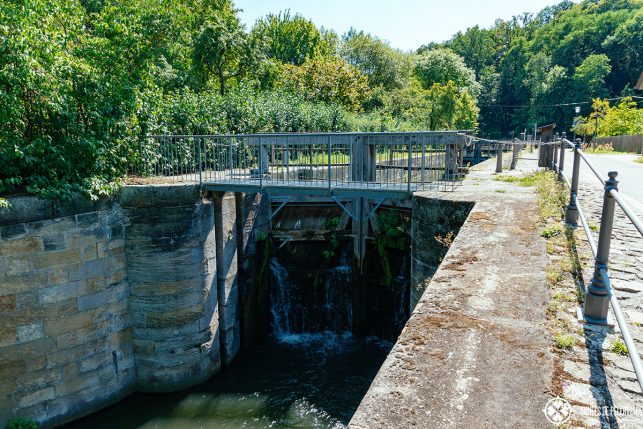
[340,29,412,91]
[554,333,578,350]
[251,10,334,66]
[1,0,484,200]
[376,211,407,250]
[277,56,370,111]
[447,26,497,79]
[573,54,612,101]
[573,97,643,137]
[324,216,341,230]
[519,171,566,222]
[541,225,563,239]
[6,417,38,429]
[448,0,643,137]
[413,48,479,95]
[494,172,539,187]
[611,339,628,356]
[0,0,137,199]
[382,79,478,131]
[192,0,251,94]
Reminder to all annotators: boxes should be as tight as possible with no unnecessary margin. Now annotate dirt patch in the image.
[468,212,494,222]
[442,252,479,271]
[416,312,491,332]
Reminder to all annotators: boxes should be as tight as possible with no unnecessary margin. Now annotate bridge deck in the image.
[201,178,460,197]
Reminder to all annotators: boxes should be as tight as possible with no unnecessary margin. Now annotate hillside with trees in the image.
[0,0,641,200]
[439,0,642,137]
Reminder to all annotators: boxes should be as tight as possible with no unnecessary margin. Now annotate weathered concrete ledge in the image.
[350,160,554,428]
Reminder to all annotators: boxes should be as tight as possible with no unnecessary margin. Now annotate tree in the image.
[598,97,643,136]
[381,79,478,131]
[425,82,479,130]
[414,48,478,95]
[192,1,250,95]
[575,97,643,137]
[603,12,643,93]
[496,38,530,133]
[573,54,612,101]
[448,26,497,79]
[277,56,370,111]
[340,29,412,90]
[251,10,333,66]
[524,53,569,125]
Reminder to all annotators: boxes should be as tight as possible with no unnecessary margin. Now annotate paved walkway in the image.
[560,150,643,428]
[350,158,554,428]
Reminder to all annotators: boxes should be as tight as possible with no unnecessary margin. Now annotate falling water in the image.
[269,257,353,338]
[269,257,294,337]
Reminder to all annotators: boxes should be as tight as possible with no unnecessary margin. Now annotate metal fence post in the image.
[495,143,502,173]
[558,138,566,177]
[565,139,582,225]
[327,135,332,193]
[553,134,559,171]
[583,171,619,325]
[407,136,412,192]
[259,138,263,192]
[197,137,203,187]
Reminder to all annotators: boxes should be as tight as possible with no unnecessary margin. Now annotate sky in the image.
[234,0,570,51]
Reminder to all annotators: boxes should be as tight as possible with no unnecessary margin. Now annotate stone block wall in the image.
[0,199,135,427]
[120,185,221,392]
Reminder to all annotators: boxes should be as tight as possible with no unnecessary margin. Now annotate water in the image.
[65,255,393,429]
[64,333,392,429]
[269,258,353,336]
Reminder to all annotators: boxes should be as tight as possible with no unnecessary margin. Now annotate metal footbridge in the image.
[131,131,468,197]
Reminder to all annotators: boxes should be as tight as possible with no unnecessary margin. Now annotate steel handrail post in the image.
[565,139,582,225]
[327,135,332,193]
[583,171,619,325]
[558,137,566,178]
[197,137,203,188]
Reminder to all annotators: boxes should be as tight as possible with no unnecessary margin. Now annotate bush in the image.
[541,224,563,239]
[554,333,577,350]
[611,339,628,356]
[6,417,38,429]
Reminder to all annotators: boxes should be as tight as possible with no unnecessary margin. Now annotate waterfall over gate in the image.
[269,256,353,338]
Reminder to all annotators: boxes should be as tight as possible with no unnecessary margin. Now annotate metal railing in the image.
[462,136,526,173]
[130,132,466,195]
[551,137,643,393]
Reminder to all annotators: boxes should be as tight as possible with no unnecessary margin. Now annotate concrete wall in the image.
[410,196,473,311]
[0,198,135,427]
[236,193,271,351]
[0,186,266,427]
[213,193,239,366]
